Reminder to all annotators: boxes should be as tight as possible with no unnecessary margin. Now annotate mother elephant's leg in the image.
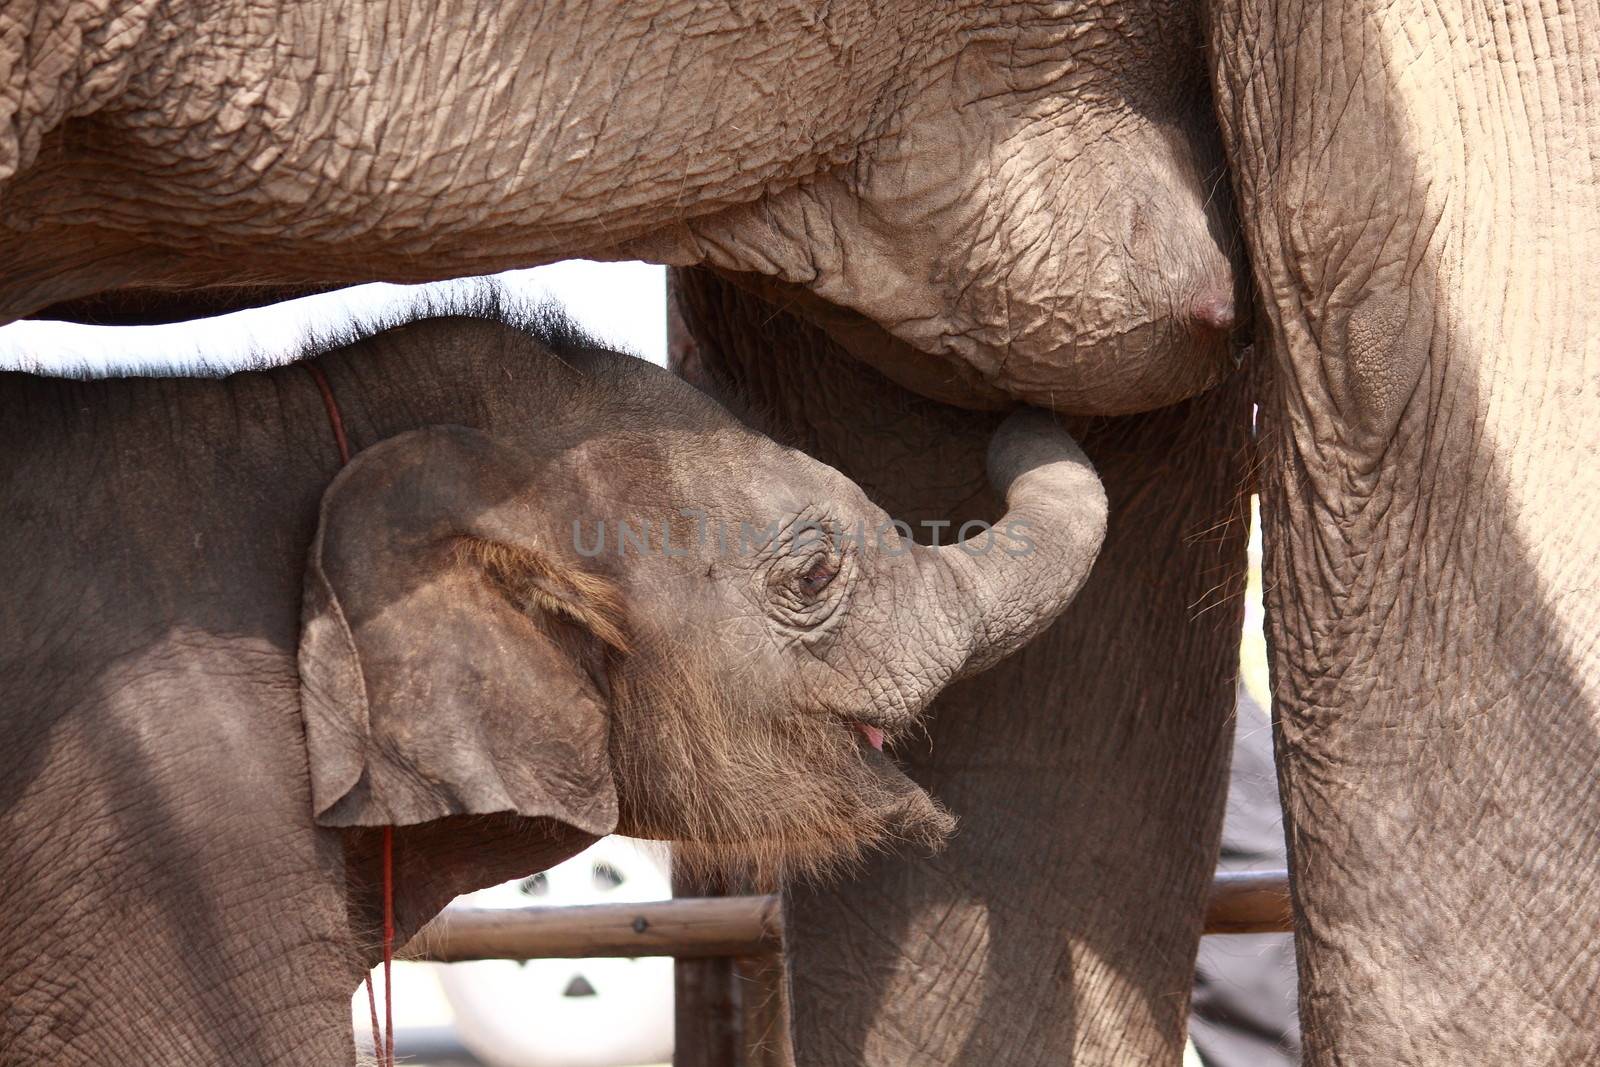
[671,267,1251,1065]
[1211,2,1600,1060]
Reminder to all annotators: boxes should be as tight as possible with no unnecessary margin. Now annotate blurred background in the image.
[0,262,1297,1067]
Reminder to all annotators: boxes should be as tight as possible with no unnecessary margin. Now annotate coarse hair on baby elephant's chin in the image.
[606,641,955,890]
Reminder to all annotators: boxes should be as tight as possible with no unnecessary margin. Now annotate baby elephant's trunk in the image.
[920,408,1108,682]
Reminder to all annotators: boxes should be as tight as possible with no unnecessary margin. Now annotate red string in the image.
[383,825,395,1067]
[304,363,352,465]
[304,362,392,1066]
[365,971,382,1065]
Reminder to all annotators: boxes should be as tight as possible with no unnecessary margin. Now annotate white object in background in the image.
[349,960,457,1055]
[439,837,675,1067]
[0,260,667,375]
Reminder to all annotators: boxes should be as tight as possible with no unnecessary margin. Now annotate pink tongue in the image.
[854,723,886,751]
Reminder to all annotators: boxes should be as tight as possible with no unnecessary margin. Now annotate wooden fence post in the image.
[735,949,792,1067]
[672,864,745,1067]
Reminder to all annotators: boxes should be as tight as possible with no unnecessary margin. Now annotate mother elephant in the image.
[9,0,1595,1065]
[0,0,1239,414]
[747,1,1600,1058]
[1209,0,1600,1061]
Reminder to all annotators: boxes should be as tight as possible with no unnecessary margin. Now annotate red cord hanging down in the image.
[381,825,395,1067]
[306,363,352,466]
[305,363,394,1067]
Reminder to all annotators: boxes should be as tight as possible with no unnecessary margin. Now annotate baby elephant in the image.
[0,304,1106,1065]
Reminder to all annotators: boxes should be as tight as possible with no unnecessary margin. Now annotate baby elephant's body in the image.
[0,305,1105,1065]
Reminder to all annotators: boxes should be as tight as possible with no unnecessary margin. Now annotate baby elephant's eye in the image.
[796,556,840,598]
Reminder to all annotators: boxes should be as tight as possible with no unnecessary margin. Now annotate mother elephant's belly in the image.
[643,91,1247,418]
[704,269,1242,417]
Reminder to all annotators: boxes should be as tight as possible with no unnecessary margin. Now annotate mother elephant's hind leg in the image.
[670,267,1252,1066]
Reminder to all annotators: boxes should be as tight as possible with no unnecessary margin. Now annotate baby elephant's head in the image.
[298,353,1105,886]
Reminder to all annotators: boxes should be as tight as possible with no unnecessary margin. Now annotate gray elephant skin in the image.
[0,307,1106,1065]
[9,0,1600,1063]
[0,0,1240,415]
[0,3,1243,1061]
[1209,0,1600,1062]
[673,266,1253,1066]
[679,4,1600,1061]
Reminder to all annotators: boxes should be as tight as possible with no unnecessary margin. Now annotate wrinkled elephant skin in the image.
[671,266,1251,1066]
[1212,0,1600,1061]
[1,0,1238,414]
[0,312,1106,1064]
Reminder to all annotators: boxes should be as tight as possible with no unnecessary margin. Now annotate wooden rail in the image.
[415,893,782,962]
[1205,869,1294,934]
[412,869,1289,962]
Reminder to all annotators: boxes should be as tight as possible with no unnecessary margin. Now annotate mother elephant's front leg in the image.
[1212,1,1600,1061]
[671,267,1251,1065]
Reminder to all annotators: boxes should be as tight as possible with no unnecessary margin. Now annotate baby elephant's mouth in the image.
[849,722,886,751]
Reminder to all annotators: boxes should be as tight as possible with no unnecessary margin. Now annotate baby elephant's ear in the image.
[297,425,621,835]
